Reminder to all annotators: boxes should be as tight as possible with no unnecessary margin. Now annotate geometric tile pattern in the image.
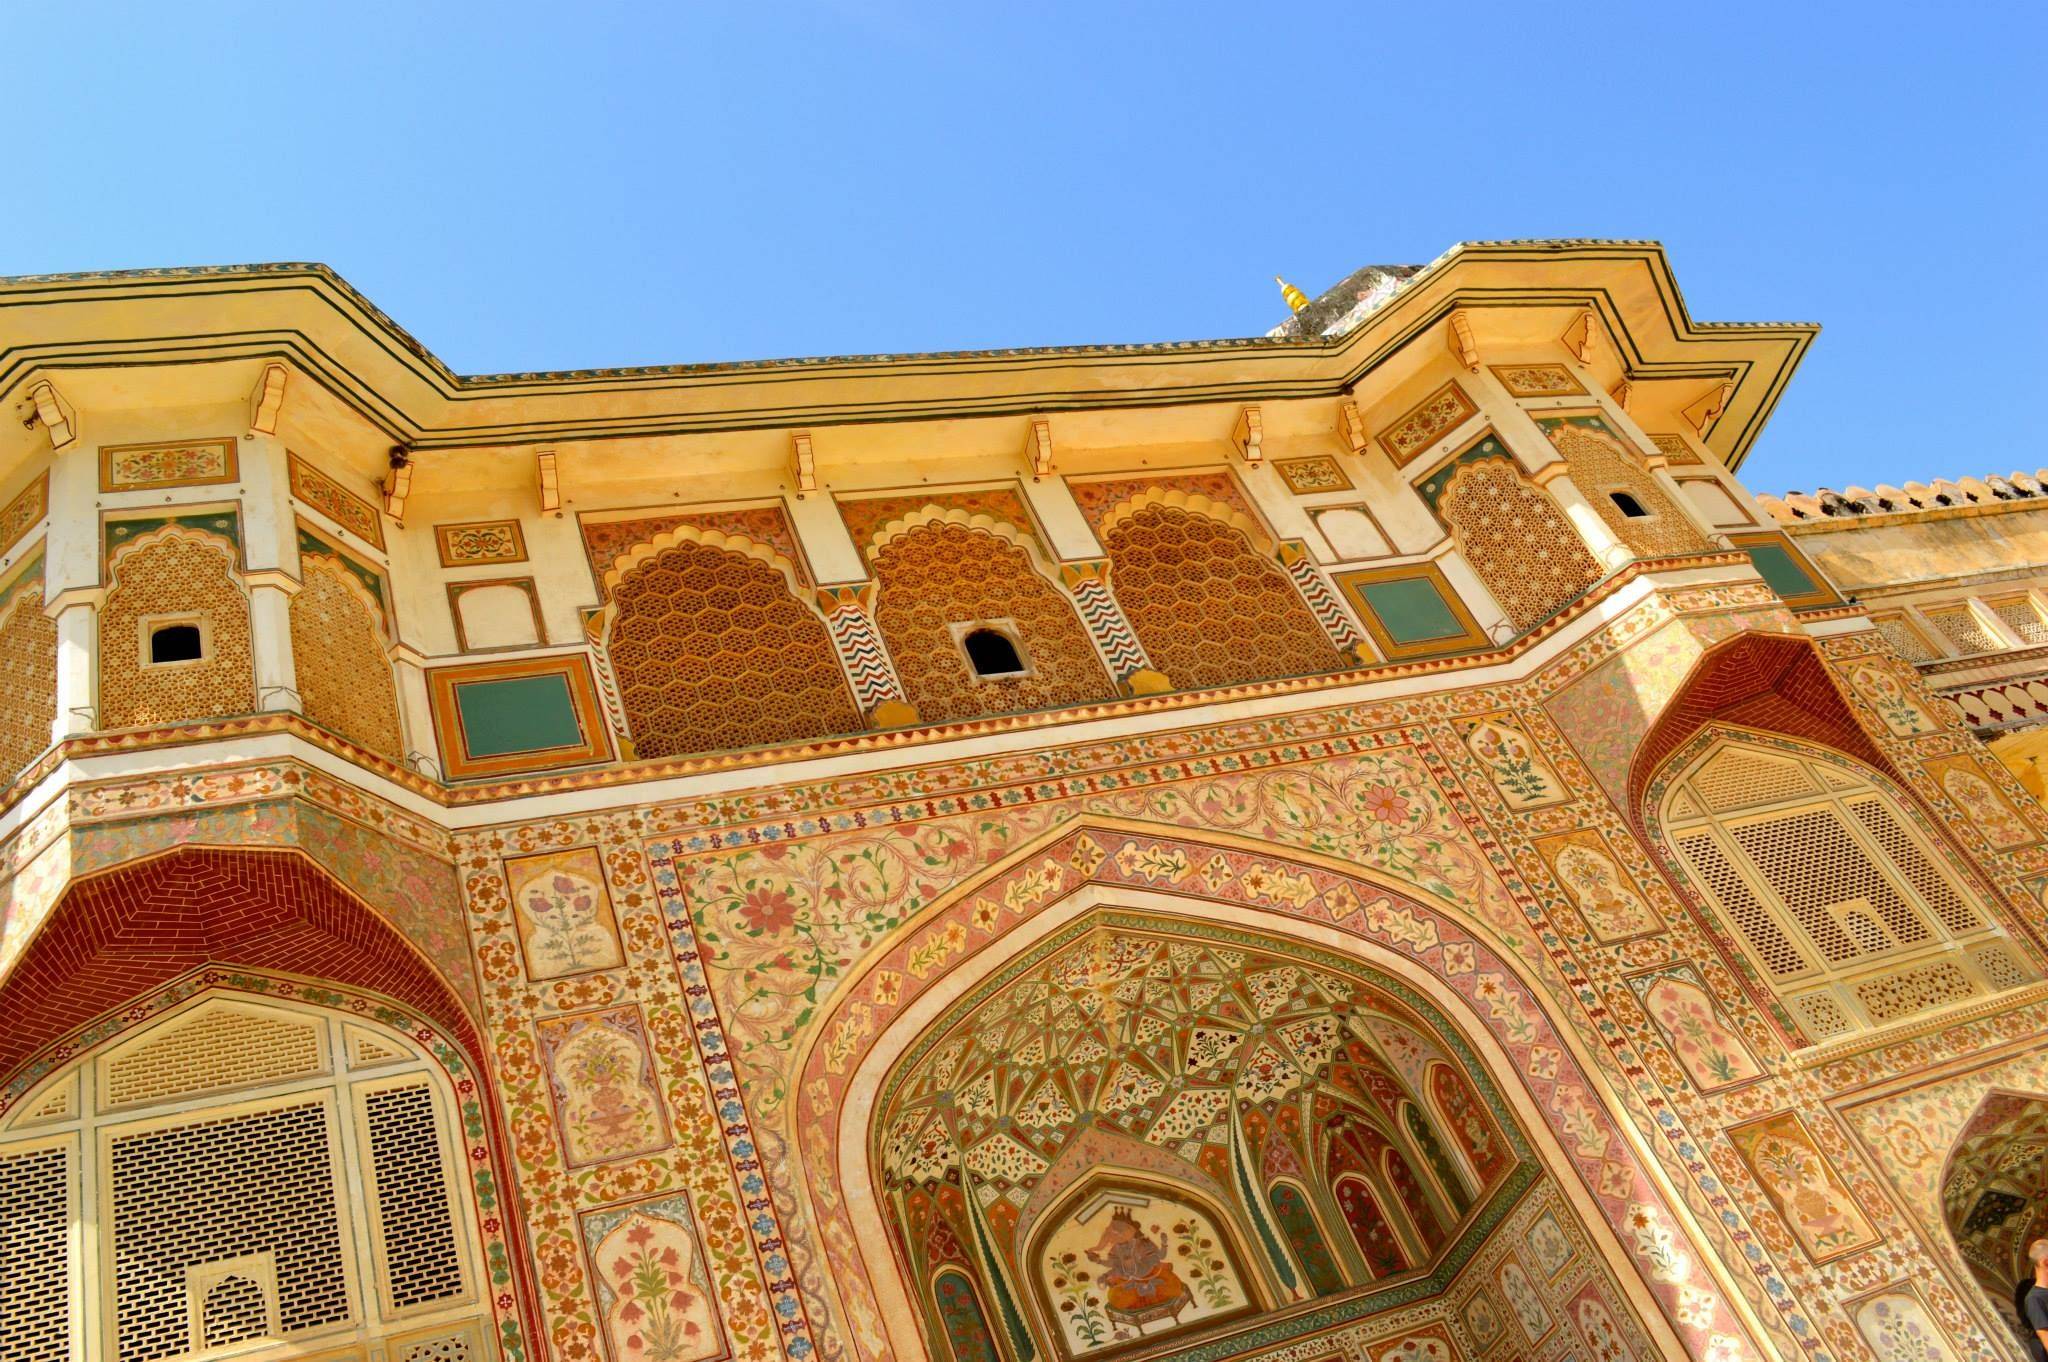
[290,555,404,761]
[98,528,257,730]
[871,522,1112,723]
[1437,456,1603,632]
[608,539,863,757]
[1104,505,1344,689]
[0,579,55,781]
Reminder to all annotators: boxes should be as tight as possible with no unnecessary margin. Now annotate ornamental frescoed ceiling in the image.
[880,924,1511,1204]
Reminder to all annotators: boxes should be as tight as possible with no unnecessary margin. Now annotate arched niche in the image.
[0,979,517,1362]
[867,516,1113,725]
[1939,1089,2048,1345]
[854,894,1648,1362]
[601,528,862,757]
[0,846,536,1361]
[1097,500,1343,690]
[1645,725,2036,1042]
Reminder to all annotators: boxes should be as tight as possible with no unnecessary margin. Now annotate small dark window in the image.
[963,628,1025,677]
[1610,491,1649,518]
[149,623,203,664]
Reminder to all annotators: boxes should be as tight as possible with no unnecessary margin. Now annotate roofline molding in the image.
[0,240,1815,470]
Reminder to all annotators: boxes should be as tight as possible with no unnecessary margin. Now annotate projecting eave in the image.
[0,240,1814,472]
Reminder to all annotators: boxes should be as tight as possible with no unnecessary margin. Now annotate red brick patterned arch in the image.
[0,845,540,1356]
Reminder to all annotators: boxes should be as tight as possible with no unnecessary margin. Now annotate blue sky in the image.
[9,2,2041,494]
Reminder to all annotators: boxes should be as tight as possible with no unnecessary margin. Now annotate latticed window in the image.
[1660,738,2033,1041]
[1921,602,2003,656]
[0,997,487,1362]
[1987,594,2048,648]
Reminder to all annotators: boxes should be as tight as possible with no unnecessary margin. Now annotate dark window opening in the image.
[1610,491,1649,518]
[149,623,203,664]
[963,628,1025,677]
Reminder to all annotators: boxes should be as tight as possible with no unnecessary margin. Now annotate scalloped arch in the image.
[1096,487,1274,555]
[108,522,245,589]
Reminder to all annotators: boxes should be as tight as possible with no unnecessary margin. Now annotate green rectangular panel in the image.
[1742,542,1819,599]
[1360,576,1467,644]
[453,672,584,757]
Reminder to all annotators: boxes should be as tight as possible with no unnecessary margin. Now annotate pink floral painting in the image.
[581,1194,728,1362]
[507,846,625,980]
[1639,973,1763,1090]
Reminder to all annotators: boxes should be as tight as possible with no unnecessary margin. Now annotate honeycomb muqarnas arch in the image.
[604,528,863,757]
[784,828,1708,1362]
[873,916,1526,1360]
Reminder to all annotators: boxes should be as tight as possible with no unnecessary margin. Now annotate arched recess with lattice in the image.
[602,528,862,758]
[1648,727,2036,1042]
[1436,457,1602,633]
[0,575,55,780]
[1544,422,1711,558]
[290,554,405,761]
[0,992,493,1362]
[0,846,534,1362]
[1099,500,1343,690]
[100,526,257,729]
[869,515,1114,724]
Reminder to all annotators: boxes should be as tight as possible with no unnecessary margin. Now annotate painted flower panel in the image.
[508,846,625,980]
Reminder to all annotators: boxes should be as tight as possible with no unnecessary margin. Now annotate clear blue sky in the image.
[10,2,2042,494]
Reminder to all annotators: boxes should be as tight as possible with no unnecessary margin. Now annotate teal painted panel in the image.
[1742,542,1818,599]
[454,673,583,757]
[1360,577,1466,644]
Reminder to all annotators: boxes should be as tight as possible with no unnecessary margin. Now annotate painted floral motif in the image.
[1541,832,1657,940]
[1525,1210,1574,1278]
[1848,664,1932,736]
[583,1197,725,1362]
[1572,1290,1631,1362]
[1853,1290,1959,1362]
[1729,1113,1880,1262]
[507,847,625,979]
[1940,766,2032,848]
[1493,364,1586,397]
[1460,717,1566,809]
[1463,1288,1503,1344]
[288,452,385,549]
[536,1006,672,1168]
[436,519,526,566]
[102,439,235,491]
[1274,456,1353,495]
[1639,974,1763,1090]
[1375,1328,1457,1362]
[1498,1256,1551,1341]
[1378,380,1478,467]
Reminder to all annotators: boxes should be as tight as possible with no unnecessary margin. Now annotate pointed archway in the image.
[0,847,538,1360]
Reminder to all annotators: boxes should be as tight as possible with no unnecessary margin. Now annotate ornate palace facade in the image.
[1,243,2044,1362]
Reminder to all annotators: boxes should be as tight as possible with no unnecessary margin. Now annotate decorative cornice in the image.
[0,242,1817,468]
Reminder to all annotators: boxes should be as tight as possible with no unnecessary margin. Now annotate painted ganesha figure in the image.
[1088,1208,1192,1326]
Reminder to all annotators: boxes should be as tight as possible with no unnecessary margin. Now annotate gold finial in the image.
[1276,275,1310,314]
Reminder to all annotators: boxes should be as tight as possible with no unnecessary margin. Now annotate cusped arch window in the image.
[1656,734,2036,1040]
[0,995,490,1362]
[607,538,864,758]
[874,918,1532,1361]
